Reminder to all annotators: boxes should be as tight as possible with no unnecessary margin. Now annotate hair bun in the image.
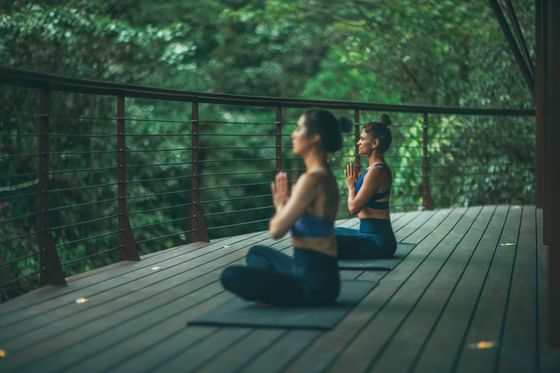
[337,116,353,133]
[380,114,392,126]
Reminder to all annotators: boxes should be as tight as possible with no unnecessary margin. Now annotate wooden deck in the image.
[1,205,559,372]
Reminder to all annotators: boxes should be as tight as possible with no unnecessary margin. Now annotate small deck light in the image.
[75,297,88,304]
[223,245,230,248]
[469,340,497,350]
[151,266,161,271]
[500,242,515,246]
[0,349,6,358]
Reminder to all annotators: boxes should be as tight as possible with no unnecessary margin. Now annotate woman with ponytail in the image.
[221,109,352,306]
[336,114,397,259]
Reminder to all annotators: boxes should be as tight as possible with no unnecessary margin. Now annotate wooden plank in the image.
[240,330,322,373]
[0,230,273,336]
[536,208,560,371]
[195,329,286,373]
[284,207,463,373]
[0,232,259,325]
[394,210,436,242]
[0,239,222,316]
[364,206,491,373]
[497,206,539,373]
[327,207,479,372]
[411,205,510,372]
[452,206,522,373]
[3,219,360,371]
[1,233,287,371]
[52,290,234,373]
[152,327,253,373]
[402,208,453,244]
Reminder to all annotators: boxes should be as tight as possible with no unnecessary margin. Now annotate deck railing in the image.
[0,67,535,301]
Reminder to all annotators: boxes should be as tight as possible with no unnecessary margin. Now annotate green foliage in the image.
[0,0,535,300]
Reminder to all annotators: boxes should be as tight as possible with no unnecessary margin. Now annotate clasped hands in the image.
[271,171,289,210]
[344,163,360,190]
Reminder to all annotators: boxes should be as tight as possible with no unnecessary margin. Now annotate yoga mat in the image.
[338,243,416,271]
[188,280,377,330]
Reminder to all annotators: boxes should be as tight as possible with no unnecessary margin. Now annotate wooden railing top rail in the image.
[0,67,535,116]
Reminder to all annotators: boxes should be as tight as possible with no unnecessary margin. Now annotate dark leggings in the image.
[336,219,397,259]
[220,245,340,306]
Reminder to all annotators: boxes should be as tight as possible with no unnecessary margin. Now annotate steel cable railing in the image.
[0,67,534,301]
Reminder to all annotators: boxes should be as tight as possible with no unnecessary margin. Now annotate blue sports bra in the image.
[355,163,392,210]
[291,213,334,238]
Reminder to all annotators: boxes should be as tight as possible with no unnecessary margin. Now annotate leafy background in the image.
[0,0,535,301]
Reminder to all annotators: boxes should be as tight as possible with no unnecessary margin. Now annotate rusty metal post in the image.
[543,0,560,349]
[189,101,209,242]
[275,107,283,173]
[116,96,139,261]
[422,113,434,210]
[37,87,66,286]
[353,109,360,168]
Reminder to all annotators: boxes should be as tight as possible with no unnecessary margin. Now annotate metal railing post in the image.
[353,109,360,167]
[275,107,283,173]
[116,96,139,261]
[189,101,209,242]
[37,87,66,286]
[422,113,434,210]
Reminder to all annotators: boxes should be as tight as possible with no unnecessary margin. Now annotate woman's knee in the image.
[246,245,274,266]
[220,266,245,290]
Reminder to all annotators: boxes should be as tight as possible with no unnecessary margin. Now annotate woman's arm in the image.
[346,167,382,215]
[269,172,320,239]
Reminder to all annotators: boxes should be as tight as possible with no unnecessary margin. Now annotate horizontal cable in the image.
[198,181,270,191]
[129,201,193,216]
[127,189,190,200]
[49,166,118,175]
[199,193,271,205]
[49,133,114,138]
[55,230,120,249]
[0,230,39,245]
[49,114,116,121]
[48,150,117,156]
[0,153,38,159]
[206,218,270,231]
[196,157,276,164]
[125,133,189,137]
[199,120,275,125]
[49,182,118,194]
[0,191,37,201]
[136,230,194,245]
[127,174,192,185]
[0,251,40,268]
[1,210,40,224]
[197,133,274,138]
[48,197,119,213]
[197,145,275,151]
[50,214,119,232]
[0,172,37,180]
[127,117,188,124]
[127,161,188,168]
[132,216,189,230]
[204,205,273,218]
[199,170,274,177]
[0,270,41,289]
[61,246,120,268]
[126,147,192,153]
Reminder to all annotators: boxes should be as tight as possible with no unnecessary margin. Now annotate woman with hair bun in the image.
[336,114,397,259]
[221,108,352,306]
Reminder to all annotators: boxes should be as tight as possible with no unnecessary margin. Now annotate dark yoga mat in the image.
[188,280,377,330]
[338,243,416,271]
